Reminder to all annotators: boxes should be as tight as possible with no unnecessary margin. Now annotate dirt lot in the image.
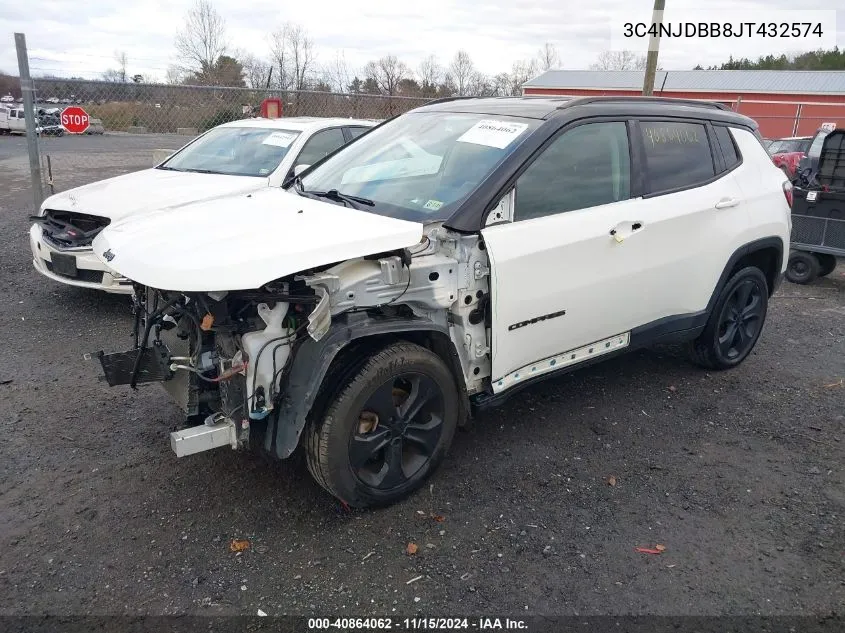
[0,142,843,618]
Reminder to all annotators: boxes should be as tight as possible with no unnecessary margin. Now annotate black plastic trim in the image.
[711,123,745,177]
[264,312,454,460]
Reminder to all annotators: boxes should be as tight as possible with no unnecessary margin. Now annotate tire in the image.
[688,266,769,371]
[785,251,820,285]
[305,341,460,508]
[816,254,837,277]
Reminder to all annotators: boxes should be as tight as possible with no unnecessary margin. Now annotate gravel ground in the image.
[0,142,843,618]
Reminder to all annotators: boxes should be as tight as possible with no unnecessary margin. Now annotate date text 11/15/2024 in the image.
[307,617,529,630]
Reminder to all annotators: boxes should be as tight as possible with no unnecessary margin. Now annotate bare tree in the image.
[448,50,476,96]
[239,52,272,89]
[269,23,316,91]
[287,24,315,90]
[165,65,185,85]
[322,50,352,93]
[491,72,512,96]
[417,54,443,94]
[508,59,539,95]
[174,0,228,78]
[537,43,560,71]
[101,51,129,83]
[364,55,411,96]
[115,51,128,82]
[589,50,648,71]
[268,27,290,90]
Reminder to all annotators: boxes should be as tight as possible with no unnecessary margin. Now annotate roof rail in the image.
[558,96,731,111]
[421,95,481,106]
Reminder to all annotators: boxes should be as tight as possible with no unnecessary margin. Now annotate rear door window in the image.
[640,121,715,194]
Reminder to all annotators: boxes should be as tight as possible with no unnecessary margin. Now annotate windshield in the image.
[297,112,539,222]
[161,126,302,177]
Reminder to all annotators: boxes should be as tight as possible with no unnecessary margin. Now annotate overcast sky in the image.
[2,0,843,82]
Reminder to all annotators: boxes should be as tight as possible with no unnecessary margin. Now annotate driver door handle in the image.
[715,197,740,209]
[609,221,644,243]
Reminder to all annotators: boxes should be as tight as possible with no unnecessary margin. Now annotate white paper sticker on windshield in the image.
[457,120,529,149]
[423,199,443,211]
[262,131,297,148]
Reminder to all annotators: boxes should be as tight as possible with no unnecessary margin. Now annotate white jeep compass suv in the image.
[90,96,792,508]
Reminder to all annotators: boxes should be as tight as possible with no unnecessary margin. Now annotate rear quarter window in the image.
[640,121,715,194]
[713,125,741,171]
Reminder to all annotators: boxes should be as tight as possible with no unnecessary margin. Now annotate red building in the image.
[521,70,845,139]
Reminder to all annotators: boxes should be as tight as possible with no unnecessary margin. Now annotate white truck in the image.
[0,106,31,135]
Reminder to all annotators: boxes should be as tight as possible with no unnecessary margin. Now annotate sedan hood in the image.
[92,187,424,291]
[41,168,266,221]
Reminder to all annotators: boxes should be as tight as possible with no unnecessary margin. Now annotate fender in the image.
[263,310,454,459]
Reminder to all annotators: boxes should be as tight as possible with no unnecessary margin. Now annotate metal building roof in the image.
[523,69,845,95]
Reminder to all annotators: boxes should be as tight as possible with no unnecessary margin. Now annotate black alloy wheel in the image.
[716,278,765,361]
[305,342,460,508]
[688,266,769,370]
[350,373,444,490]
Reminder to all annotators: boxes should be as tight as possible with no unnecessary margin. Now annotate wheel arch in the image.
[263,312,469,460]
[712,237,784,309]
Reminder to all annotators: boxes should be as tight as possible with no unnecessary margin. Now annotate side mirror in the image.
[293,163,310,177]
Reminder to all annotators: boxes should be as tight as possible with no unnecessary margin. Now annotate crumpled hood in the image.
[41,168,267,221]
[92,187,424,291]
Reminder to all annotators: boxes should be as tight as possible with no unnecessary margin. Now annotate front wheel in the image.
[785,251,820,285]
[305,342,460,508]
[688,266,769,370]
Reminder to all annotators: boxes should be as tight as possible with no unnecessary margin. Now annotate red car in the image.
[768,136,812,177]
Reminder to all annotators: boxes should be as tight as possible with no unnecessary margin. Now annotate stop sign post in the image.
[60,106,90,134]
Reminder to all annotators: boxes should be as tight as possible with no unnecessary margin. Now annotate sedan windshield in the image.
[297,112,539,222]
[161,126,302,177]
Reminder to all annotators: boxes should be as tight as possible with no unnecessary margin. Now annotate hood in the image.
[92,187,424,291]
[41,168,267,221]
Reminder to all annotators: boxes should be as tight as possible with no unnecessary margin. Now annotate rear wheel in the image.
[305,342,459,508]
[785,251,820,285]
[816,254,838,277]
[688,266,769,370]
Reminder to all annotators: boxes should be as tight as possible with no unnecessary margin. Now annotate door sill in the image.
[491,332,631,394]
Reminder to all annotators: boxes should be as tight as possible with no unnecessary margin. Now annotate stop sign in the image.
[60,106,90,134]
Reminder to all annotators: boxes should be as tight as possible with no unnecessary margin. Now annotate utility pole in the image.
[642,0,666,96]
[15,33,44,211]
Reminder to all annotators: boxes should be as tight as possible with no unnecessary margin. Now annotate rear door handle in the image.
[715,197,740,209]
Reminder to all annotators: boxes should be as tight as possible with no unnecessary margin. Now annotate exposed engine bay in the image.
[94,225,491,460]
[30,209,111,248]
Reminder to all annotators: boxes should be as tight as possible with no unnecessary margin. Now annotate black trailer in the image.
[786,129,844,284]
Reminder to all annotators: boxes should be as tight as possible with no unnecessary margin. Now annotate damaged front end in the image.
[31,210,111,249]
[95,279,317,456]
[91,224,492,462]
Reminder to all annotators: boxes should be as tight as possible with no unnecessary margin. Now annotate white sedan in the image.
[29,116,377,294]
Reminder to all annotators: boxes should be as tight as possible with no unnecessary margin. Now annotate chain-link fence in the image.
[28,78,431,198]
